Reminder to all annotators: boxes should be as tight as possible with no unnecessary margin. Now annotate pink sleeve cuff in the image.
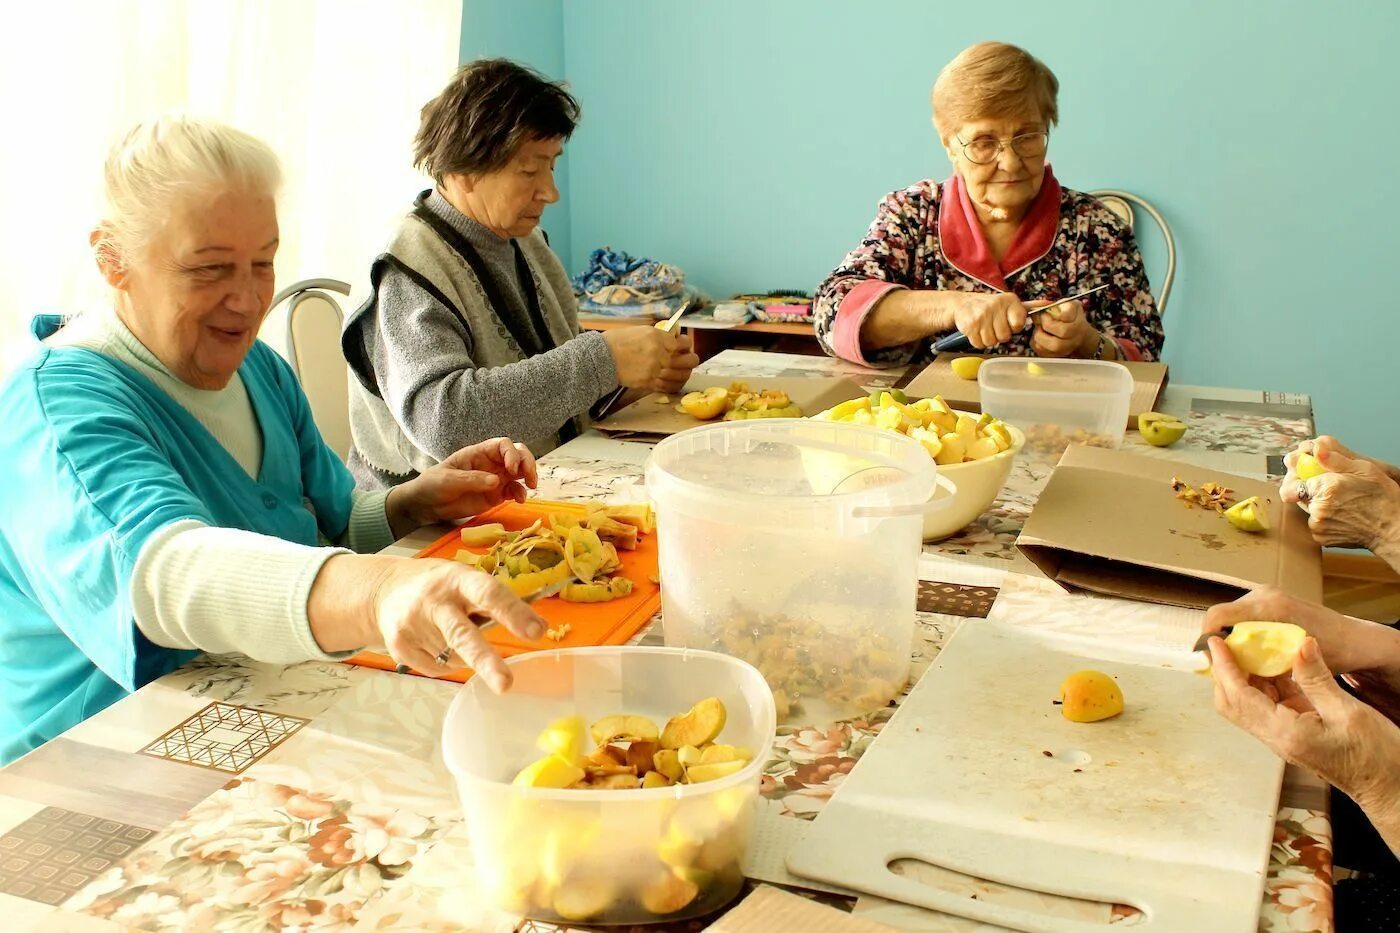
[832,280,907,365]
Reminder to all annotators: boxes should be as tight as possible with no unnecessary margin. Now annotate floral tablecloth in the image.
[0,352,1329,932]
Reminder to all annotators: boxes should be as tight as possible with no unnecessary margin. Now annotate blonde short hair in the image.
[931,42,1059,141]
[97,114,281,264]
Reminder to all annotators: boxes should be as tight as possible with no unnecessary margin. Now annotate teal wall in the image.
[464,0,1400,462]
[459,0,572,266]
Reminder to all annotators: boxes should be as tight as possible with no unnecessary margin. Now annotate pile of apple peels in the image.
[453,503,655,602]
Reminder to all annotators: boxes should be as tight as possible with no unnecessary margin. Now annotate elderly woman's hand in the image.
[1283,442,1400,558]
[370,558,545,690]
[385,438,538,537]
[1208,635,1400,811]
[1201,587,1400,676]
[604,327,701,395]
[950,293,1031,349]
[1029,300,1098,358]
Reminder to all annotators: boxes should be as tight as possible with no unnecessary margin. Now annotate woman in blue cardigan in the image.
[0,116,544,764]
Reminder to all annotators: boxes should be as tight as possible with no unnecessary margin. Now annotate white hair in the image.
[97,113,282,265]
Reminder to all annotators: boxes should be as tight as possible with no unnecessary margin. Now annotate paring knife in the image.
[931,283,1113,354]
[1192,626,1232,653]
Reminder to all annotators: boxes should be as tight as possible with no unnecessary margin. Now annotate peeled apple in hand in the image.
[1222,622,1308,677]
[1295,452,1326,480]
[1138,412,1187,447]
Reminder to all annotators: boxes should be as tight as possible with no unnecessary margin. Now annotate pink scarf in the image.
[939,165,1063,291]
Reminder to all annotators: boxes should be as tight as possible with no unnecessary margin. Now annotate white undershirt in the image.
[46,311,393,662]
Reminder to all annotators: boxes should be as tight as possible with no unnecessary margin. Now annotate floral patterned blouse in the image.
[813,166,1164,366]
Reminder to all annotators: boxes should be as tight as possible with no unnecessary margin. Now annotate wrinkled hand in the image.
[1201,586,1393,676]
[386,438,538,536]
[1208,635,1400,803]
[371,558,545,689]
[1282,442,1400,552]
[603,327,700,394]
[950,293,1030,349]
[1029,300,1096,358]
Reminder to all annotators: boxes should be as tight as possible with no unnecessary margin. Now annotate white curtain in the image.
[0,0,462,376]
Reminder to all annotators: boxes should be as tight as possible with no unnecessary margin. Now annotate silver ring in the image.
[434,646,452,665]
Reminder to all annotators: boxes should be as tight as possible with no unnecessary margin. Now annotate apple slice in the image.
[1224,496,1270,533]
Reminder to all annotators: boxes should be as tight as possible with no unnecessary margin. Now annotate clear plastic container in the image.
[977,358,1132,461]
[645,420,937,724]
[443,647,775,925]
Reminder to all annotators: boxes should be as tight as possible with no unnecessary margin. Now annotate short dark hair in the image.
[414,58,580,181]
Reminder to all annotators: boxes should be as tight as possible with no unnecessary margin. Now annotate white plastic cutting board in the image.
[787,622,1284,932]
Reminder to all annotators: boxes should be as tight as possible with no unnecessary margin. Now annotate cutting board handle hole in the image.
[886,856,1137,924]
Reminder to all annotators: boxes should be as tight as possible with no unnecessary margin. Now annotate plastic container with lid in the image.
[644,420,952,724]
[978,358,1132,461]
[443,646,776,925]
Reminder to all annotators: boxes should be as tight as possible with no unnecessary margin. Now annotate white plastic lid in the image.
[645,420,935,522]
[977,358,1133,398]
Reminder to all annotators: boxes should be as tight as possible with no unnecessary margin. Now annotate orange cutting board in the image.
[346,499,661,682]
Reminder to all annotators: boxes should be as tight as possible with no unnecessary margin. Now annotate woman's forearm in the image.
[1354,776,1400,860]
[859,290,960,351]
[306,553,393,653]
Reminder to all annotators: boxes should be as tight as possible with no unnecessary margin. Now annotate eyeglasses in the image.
[956,132,1049,165]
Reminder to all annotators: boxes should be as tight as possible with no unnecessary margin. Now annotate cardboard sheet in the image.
[904,354,1168,429]
[1016,445,1322,609]
[592,375,864,438]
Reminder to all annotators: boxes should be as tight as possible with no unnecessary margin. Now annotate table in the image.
[0,352,1330,932]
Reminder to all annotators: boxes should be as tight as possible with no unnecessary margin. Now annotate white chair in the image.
[272,278,353,458]
[1088,190,1175,315]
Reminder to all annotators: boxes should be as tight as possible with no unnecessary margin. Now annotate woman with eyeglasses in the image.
[814,42,1165,366]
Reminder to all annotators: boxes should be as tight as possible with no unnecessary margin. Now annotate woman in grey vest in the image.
[343,59,698,489]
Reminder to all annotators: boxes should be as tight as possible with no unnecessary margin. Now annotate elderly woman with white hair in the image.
[0,116,545,764]
[814,41,1165,365]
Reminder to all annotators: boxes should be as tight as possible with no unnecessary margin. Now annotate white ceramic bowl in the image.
[922,416,1026,541]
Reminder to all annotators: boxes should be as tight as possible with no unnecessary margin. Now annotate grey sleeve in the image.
[369,268,619,458]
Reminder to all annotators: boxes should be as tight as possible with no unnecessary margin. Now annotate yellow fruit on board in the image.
[1057,670,1124,723]
[1224,621,1307,677]
[660,697,727,750]
[685,760,747,784]
[537,715,587,768]
[1295,452,1326,480]
[1138,412,1188,447]
[680,387,729,420]
[951,356,985,380]
[589,714,659,746]
[1224,496,1270,533]
[513,754,586,788]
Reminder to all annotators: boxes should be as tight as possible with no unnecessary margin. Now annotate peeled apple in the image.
[1223,621,1308,677]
